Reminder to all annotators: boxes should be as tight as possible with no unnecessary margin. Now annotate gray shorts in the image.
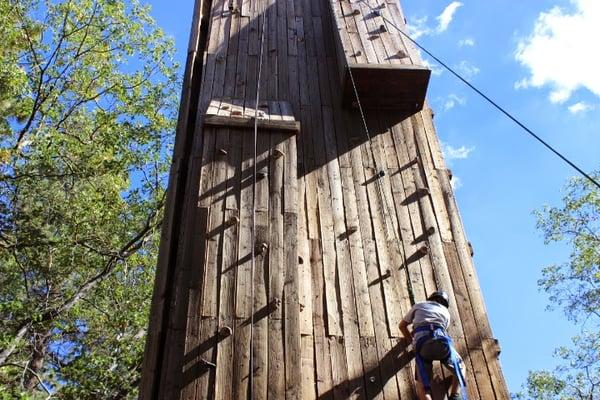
[415,338,465,383]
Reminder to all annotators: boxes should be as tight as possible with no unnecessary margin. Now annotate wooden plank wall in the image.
[140,0,510,397]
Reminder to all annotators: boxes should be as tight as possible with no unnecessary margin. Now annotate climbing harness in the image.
[414,324,468,400]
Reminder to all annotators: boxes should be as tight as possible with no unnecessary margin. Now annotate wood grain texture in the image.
[140,0,510,397]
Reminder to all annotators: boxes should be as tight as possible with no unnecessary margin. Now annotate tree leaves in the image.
[519,172,600,399]
[0,0,179,397]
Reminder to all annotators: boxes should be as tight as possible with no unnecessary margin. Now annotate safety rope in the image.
[249,1,268,397]
[358,0,600,191]
[346,53,416,306]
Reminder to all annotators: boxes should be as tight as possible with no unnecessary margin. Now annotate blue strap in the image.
[414,326,468,400]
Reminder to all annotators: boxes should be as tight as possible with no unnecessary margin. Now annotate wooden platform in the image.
[342,63,431,111]
[204,99,301,133]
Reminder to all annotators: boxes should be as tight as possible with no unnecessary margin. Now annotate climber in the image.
[399,291,468,400]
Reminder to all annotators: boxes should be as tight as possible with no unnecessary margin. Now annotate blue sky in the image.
[145,0,600,393]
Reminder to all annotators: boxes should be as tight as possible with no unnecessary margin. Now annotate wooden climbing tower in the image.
[140,0,510,397]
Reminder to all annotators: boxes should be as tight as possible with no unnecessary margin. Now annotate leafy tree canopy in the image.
[0,0,179,398]
[518,173,599,399]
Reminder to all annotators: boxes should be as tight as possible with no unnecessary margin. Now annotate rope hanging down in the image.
[358,0,600,191]
[249,2,268,397]
[346,62,417,306]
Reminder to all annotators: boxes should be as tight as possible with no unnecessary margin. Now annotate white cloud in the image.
[442,143,475,160]
[458,38,475,47]
[407,2,463,40]
[515,0,600,103]
[443,94,466,111]
[455,60,480,79]
[437,2,463,33]
[451,176,463,190]
[568,101,593,114]
[407,16,431,40]
[422,58,444,76]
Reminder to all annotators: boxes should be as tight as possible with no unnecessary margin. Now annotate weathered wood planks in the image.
[140,0,510,398]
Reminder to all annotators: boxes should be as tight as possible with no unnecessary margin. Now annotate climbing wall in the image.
[140,0,511,398]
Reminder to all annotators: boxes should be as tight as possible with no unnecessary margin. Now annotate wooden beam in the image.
[204,114,300,133]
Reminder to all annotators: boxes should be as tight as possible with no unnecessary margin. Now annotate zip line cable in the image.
[249,3,268,397]
[358,0,600,190]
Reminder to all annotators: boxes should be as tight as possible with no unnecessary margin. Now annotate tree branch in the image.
[0,362,52,396]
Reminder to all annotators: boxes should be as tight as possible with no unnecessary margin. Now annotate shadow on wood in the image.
[317,340,414,399]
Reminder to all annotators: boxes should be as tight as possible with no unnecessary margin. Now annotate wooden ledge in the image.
[204,114,300,133]
[342,63,431,113]
[204,98,300,133]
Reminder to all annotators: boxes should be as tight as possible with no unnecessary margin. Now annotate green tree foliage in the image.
[0,0,179,397]
[520,173,599,399]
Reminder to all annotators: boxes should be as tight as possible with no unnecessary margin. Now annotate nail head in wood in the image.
[257,169,268,179]
[380,24,386,32]
[426,226,436,235]
[200,359,217,369]
[272,149,285,159]
[229,216,239,226]
[219,326,233,338]
[369,376,377,383]
[256,242,268,255]
[352,8,360,15]
[377,170,386,178]
[418,245,429,256]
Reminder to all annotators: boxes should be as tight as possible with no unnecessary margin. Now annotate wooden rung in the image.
[416,187,430,196]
